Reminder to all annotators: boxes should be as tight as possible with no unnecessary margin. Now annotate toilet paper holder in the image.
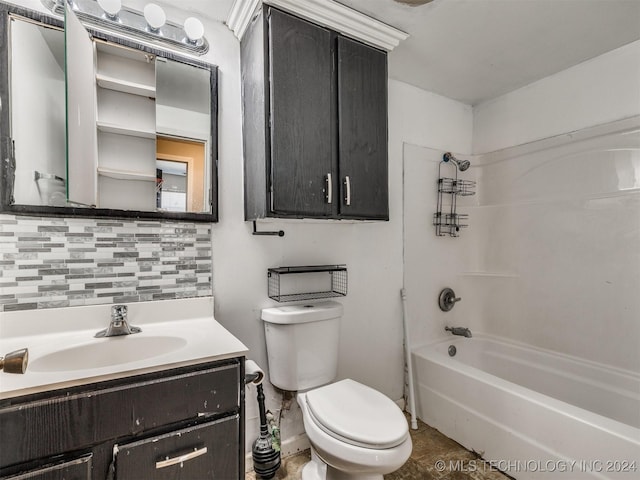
[244,359,264,385]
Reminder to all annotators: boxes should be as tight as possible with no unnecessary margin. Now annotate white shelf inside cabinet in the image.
[96,41,155,92]
[97,166,156,182]
[97,132,156,174]
[96,88,155,137]
[98,175,157,211]
[96,73,156,98]
[96,121,156,139]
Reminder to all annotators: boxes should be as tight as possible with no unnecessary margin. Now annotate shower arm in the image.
[442,152,470,172]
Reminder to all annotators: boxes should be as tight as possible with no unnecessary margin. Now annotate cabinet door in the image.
[65,1,98,207]
[337,36,388,219]
[115,416,239,480]
[268,8,334,217]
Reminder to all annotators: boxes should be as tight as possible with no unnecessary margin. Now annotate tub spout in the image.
[445,326,472,338]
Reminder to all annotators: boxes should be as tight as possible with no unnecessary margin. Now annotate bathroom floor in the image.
[245,414,512,480]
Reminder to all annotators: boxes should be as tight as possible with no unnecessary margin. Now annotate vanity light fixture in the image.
[184,17,205,43]
[97,0,121,18]
[143,3,166,31]
[41,0,209,55]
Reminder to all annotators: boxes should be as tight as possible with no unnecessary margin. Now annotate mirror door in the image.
[66,2,98,207]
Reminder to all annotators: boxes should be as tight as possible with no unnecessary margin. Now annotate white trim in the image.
[475,115,640,164]
[227,0,261,40]
[227,0,408,51]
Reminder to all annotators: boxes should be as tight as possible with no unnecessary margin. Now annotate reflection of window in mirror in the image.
[156,58,211,214]
[156,137,207,213]
[10,17,66,206]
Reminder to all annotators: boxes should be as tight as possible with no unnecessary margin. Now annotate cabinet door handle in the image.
[344,176,351,206]
[155,447,208,469]
[326,173,332,204]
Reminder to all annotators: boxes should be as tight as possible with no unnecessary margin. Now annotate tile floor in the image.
[245,415,512,480]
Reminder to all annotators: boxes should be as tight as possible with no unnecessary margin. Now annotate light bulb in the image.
[144,3,166,30]
[97,0,121,17]
[184,17,204,42]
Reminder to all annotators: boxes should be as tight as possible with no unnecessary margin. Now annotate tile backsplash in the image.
[0,215,212,312]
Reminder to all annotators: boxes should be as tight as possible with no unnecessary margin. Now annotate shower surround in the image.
[464,123,640,372]
[404,120,640,479]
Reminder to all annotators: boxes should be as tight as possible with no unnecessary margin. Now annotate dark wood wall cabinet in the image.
[242,6,389,221]
[0,358,244,480]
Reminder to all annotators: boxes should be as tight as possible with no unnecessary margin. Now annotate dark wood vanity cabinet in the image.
[242,6,389,221]
[0,456,93,480]
[116,416,239,479]
[0,358,244,480]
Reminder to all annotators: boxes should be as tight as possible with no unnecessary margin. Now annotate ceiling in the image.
[160,0,640,106]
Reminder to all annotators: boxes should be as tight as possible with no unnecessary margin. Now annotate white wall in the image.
[392,82,475,354]
[473,40,640,154]
[402,143,477,352]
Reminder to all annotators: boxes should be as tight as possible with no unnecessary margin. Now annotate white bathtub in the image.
[413,335,640,479]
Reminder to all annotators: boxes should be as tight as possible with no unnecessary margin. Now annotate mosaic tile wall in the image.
[0,215,212,312]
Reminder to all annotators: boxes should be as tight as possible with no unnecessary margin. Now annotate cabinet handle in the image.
[155,447,208,469]
[344,176,351,206]
[326,173,332,204]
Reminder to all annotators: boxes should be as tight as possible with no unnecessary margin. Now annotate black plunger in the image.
[252,384,281,479]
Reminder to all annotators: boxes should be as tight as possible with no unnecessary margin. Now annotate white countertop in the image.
[0,298,248,400]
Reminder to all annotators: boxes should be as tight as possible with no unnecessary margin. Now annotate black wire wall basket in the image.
[267,265,348,302]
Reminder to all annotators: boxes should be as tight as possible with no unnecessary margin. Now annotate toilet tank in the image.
[261,301,343,391]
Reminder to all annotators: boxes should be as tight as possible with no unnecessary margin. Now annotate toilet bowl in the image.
[297,379,412,480]
[261,302,412,479]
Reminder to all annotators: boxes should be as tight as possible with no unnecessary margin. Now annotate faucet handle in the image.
[438,288,461,312]
[111,304,127,319]
[0,348,29,374]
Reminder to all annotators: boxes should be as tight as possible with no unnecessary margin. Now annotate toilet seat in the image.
[305,379,408,449]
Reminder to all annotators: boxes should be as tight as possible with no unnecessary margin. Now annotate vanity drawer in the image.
[115,416,239,480]
[0,361,240,469]
[1,455,92,480]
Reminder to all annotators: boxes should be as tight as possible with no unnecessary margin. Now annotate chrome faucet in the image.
[95,305,142,338]
[445,326,472,338]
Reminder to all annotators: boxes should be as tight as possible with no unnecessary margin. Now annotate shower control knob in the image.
[438,288,461,312]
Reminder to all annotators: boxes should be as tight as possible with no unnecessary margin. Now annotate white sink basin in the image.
[0,298,249,399]
[29,335,188,372]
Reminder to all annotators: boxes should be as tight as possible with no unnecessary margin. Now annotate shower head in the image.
[456,159,471,171]
[443,152,471,171]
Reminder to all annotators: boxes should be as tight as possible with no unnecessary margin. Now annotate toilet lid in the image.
[305,379,408,449]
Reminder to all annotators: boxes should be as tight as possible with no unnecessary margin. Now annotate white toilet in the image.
[261,301,412,480]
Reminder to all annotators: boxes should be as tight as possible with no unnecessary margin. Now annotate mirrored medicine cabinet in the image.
[0,2,218,221]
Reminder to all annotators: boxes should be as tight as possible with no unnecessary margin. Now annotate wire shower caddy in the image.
[433,154,475,237]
